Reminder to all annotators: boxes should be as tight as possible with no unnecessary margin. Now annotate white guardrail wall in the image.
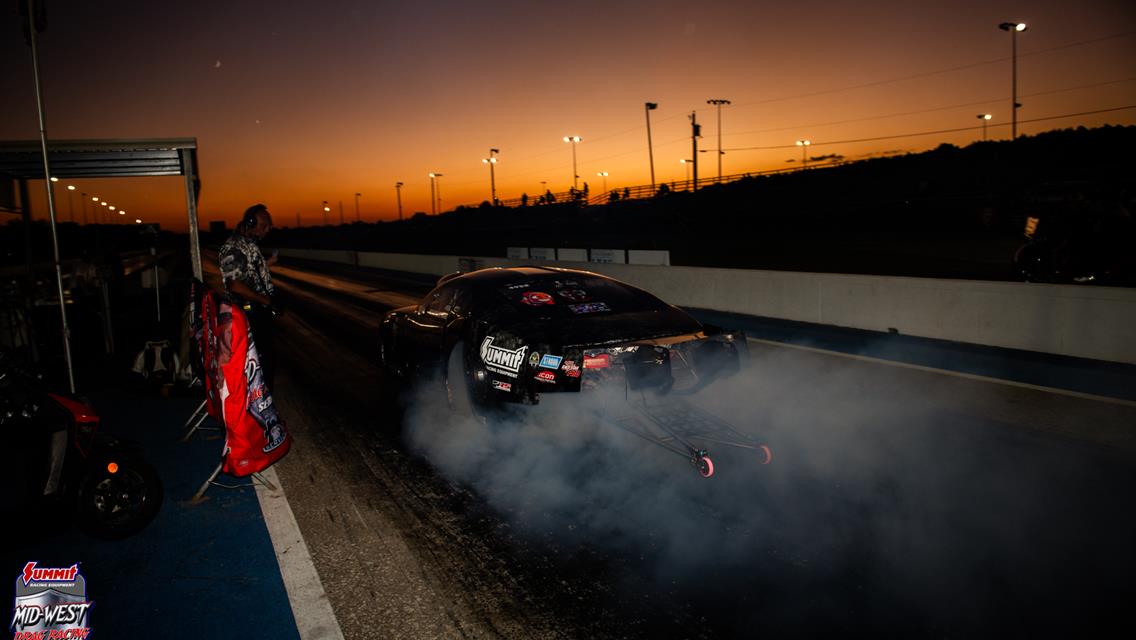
[278,248,1136,365]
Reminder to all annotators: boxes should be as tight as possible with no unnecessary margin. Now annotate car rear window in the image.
[496,277,666,317]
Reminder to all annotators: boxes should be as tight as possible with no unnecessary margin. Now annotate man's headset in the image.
[240,204,268,231]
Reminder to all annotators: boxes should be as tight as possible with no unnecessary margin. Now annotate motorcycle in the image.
[1,357,163,540]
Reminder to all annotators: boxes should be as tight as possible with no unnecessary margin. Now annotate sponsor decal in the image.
[491,380,512,392]
[565,368,581,378]
[480,336,527,374]
[561,359,580,377]
[538,354,563,369]
[529,351,541,367]
[12,562,92,639]
[504,283,530,290]
[521,291,555,306]
[568,301,611,314]
[583,353,611,369]
[534,370,557,384]
[556,288,590,302]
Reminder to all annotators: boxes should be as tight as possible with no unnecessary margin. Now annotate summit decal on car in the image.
[480,336,528,376]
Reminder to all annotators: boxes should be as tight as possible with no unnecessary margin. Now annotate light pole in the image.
[977,113,992,141]
[395,182,404,221]
[354,192,361,222]
[707,98,730,181]
[91,196,100,224]
[66,184,75,222]
[80,192,87,224]
[596,171,608,194]
[321,201,330,225]
[998,21,1027,140]
[563,135,582,190]
[428,173,443,215]
[680,159,692,185]
[482,148,499,205]
[796,139,811,169]
[645,102,658,190]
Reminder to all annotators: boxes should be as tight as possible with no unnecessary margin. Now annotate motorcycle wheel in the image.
[77,454,164,540]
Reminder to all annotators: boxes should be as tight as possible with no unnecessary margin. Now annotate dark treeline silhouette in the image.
[273,125,1131,284]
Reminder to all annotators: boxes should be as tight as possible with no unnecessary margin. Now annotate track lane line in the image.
[254,467,346,640]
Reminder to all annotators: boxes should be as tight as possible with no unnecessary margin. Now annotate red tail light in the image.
[583,353,610,369]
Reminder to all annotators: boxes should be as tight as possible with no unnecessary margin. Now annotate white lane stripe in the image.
[254,466,346,640]
[746,337,1136,408]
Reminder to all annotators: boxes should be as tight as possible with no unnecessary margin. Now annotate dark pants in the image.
[245,306,276,391]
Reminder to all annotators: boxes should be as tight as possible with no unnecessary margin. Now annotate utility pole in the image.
[689,111,701,192]
[645,102,657,190]
[354,192,361,221]
[395,182,404,220]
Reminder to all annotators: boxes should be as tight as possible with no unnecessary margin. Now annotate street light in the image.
[645,102,658,190]
[795,139,811,169]
[998,21,1027,140]
[395,182,404,221]
[563,135,582,190]
[322,201,330,225]
[428,173,443,215]
[977,113,992,141]
[65,185,75,222]
[482,148,499,205]
[354,192,361,222]
[680,159,693,184]
[707,98,730,181]
[596,171,609,194]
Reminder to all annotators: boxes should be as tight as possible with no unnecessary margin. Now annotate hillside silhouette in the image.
[273,125,1136,284]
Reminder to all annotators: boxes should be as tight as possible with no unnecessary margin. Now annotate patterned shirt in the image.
[219,233,275,297]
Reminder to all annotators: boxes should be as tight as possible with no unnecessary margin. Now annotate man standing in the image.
[219,203,279,385]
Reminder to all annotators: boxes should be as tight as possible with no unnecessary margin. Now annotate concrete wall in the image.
[277,248,1136,364]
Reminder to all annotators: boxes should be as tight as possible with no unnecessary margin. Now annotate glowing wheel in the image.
[697,455,714,478]
[757,445,772,465]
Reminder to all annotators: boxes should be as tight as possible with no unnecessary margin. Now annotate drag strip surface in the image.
[267,260,1136,638]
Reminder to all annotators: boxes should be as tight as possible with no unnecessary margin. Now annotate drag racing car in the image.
[380,266,770,476]
[380,266,747,405]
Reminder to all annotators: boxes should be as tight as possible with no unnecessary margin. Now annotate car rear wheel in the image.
[445,342,486,423]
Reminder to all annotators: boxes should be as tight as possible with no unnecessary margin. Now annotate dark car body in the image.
[379,266,747,408]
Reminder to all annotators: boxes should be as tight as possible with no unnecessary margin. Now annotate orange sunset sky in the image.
[3,0,1134,231]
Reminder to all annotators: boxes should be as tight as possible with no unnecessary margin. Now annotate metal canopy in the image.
[0,137,204,281]
[0,138,197,180]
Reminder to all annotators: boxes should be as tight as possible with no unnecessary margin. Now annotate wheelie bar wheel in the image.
[692,451,714,478]
[757,445,772,465]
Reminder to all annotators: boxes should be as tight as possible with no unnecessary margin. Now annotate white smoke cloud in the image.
[399,343,1124,634]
